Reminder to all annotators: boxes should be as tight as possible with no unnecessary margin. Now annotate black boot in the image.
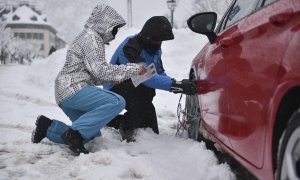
[119,128,137,143]
[61,128,89,156]
[31,115,52,143]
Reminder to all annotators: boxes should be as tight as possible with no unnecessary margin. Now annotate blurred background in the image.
[23,0,232,42]
[0,0,231,64]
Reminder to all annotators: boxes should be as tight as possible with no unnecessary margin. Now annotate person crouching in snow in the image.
[104,16,197,142]
[31,4,146,155]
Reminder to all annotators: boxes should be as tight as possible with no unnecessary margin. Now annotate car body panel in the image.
[222,0,294,168]
[190,0,300,179]
[195,40,232,146]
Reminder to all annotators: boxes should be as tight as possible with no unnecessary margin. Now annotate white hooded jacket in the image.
[55,5,140,104]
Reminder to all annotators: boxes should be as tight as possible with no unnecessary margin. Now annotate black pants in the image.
[107,80,159,134]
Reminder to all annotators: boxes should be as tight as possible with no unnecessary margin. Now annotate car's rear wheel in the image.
[277,109,300,180]
[185,93,201,140]
[176,71,201,140]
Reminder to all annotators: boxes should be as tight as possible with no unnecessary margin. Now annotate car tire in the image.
[185,94,201,140]
[276,108,300,180]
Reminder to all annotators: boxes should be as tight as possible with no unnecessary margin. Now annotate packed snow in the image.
[0,28,236,180]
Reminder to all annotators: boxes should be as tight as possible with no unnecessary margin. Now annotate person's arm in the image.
[142,52,197,94]
[82,34,142,83]
[143,74,172,91]
[121,44,171,90]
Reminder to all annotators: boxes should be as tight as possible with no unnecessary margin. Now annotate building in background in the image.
[0,1,66,58]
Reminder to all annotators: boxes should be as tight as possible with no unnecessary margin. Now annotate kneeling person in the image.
[104,16,197,142]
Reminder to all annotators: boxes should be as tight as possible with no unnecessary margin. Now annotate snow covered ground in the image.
[0,29,236,180]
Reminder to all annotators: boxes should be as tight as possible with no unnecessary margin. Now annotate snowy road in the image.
[0,29,235,180]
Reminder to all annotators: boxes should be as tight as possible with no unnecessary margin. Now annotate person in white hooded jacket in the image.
[31,4,146,155]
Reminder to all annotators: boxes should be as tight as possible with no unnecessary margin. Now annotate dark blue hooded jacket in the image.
[103,34,173,91]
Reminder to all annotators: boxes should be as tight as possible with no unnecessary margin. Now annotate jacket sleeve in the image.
[142,51,172,91]
[143,74,173,91]
[82,34,140,83]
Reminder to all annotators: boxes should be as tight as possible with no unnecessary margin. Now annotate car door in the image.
[218,0,294,168]
[196,0,263,156]
[196,39,231,146]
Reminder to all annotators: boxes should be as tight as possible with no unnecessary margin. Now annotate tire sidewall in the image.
[186,94,200,140]
[276,110,300,180]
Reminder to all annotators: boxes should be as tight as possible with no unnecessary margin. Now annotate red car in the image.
[183,0,300,179]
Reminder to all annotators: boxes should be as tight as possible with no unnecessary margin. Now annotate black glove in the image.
[171,79,197,95]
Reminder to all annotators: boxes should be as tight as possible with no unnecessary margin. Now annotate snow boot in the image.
[61,128,89,156]
[119,128,136,143]
[31,115,52,143]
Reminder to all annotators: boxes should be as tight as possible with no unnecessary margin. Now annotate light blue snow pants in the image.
[46,85,125,144]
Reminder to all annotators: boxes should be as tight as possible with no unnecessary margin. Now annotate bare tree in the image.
[192,0,232,22]
[164,13,179,29]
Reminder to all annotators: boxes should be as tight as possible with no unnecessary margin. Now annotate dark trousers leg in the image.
[121,101,158,134]
[142,103,159,134]
[107,81,159,134]
[106,115,123,129]
[121,99,144,130]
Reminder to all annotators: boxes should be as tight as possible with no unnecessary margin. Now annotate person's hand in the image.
[139,64,147,75]
[171,79,198,95]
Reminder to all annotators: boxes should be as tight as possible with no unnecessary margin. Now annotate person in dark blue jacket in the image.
[104,16,197,142]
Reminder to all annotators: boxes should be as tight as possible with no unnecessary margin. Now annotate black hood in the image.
[139,16,174,42]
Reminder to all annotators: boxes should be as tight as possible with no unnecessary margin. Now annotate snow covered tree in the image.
[0,23,14,64]
[11,39,38,64]
[0,23,39,64]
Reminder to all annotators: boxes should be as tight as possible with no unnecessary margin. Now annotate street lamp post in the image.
[167,0,177,28]
[127,0,132,28]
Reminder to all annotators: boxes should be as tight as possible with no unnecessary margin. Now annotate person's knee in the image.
[106,93,126,113]
[117,95,126,111]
